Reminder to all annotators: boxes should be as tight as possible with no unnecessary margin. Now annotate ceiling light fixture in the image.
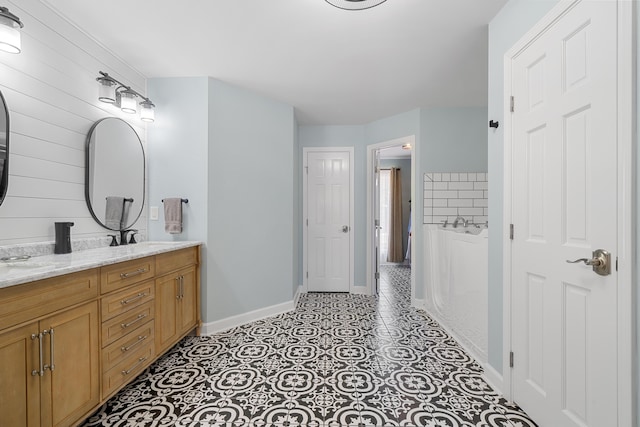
[96,71,155,123]
[0,6,24,54]
[325,0,387,11]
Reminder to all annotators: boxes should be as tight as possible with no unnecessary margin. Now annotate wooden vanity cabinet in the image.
[0,290,100,427]
[0,245,200,426]
[155,247,200,354]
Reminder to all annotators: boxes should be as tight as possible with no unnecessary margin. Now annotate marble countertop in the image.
[0,241,201,290]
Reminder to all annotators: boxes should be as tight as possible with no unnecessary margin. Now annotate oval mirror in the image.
[0,90,9,206]
[85,118,145,230]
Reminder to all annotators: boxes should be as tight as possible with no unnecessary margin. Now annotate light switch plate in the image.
[150,206,159,221]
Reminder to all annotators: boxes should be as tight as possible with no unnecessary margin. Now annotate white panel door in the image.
[307,151,351,292]
[510,1,618,426]
[373,149,381,295]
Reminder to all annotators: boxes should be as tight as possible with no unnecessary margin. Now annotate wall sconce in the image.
[96,71,155,123]
[0,6,24,54]
[402,143,412,150]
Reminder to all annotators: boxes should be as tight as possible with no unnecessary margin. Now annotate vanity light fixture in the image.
[402,143,412,150]
[325,0,387,11]
[0,6,24,54]
[96,71,155,122]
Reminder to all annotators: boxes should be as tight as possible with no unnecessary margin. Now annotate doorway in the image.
[503,1,634,425]
[366,136,416,298]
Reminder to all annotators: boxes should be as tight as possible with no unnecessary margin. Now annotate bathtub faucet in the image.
[453,216,468,228]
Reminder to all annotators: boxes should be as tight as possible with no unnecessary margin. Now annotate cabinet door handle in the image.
[121,292,147,305]
[180,276,184,299]
[31,332,44,377]
[43,328,55,372]
[121,335,148,352]
[122,356,148,376]
[120,268,147,279]
[175,277,181,299]
[121,313,147,329]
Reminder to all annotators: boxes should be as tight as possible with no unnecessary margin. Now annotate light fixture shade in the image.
[140,100,155,123]
[119,89,137,114]
[325,0,387,10]
[97,77,116,103]
[0,13,21,54]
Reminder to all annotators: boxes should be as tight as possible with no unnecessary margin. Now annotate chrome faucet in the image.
[453,216,468,228]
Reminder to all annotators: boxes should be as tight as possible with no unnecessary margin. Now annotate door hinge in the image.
[305,166,308,174]
[616,257,618,271]
[306,271,308,279]
[510,224,514,240]
[510,96,515,113]
[509,351,514,368]
[375,272,380,280]
[306,219,308,226]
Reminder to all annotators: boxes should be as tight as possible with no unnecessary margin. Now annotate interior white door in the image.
[510,1,618,426]
[307,151,351,292]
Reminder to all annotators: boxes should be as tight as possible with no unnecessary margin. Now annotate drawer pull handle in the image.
[31,332,44,377]
[43,328,55,372]
[121,314,147,329]
[120,268,147,279]
[121,356,148,376]
[121,292,147,305]
[121,335,148,352]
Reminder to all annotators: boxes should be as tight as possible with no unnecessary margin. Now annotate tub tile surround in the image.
[423,172,488,225]
[83,265,536,427]
[0,239,200,289]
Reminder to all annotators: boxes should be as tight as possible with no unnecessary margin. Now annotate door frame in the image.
[302,147,355,293]
[501,1,635,425]
[366,135,416,298]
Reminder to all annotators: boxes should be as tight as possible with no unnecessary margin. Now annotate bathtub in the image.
[422,224,488,364]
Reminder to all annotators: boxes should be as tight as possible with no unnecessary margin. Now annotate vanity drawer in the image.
[102,320,154,372]
[102,339,154,397]
[101,257,155,294]
[102,301,154,347]
[101,280,155,321]
[0,269,98,331]
[155,247,198,276]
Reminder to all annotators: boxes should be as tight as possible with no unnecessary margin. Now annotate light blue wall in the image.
[421,107,488,172]
[487,0,559,374]
[148,77,296,324]
[147,77,210,317]
[207,78,296,322]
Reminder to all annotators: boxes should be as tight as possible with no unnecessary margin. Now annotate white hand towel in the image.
[105,197,124,230]
[164,198,183,234]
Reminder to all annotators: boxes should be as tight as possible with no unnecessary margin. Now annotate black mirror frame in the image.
[84,117,146,230]
[0,90,9,207]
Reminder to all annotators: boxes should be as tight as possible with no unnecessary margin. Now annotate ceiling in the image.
[45,0,508,125]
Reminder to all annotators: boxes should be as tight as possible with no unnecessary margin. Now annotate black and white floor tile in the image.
[83,265,537,427]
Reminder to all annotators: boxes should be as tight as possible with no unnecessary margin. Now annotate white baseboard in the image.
[483,362,504,395]
[201,298,297,336]
[411,298,425,310]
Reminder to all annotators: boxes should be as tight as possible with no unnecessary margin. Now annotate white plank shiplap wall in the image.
[0,0,148,245]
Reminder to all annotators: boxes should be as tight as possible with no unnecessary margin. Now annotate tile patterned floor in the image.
[83,265,537,427]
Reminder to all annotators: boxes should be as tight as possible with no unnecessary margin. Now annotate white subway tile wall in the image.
[423,172,488,225]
